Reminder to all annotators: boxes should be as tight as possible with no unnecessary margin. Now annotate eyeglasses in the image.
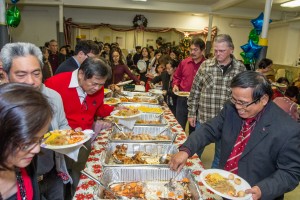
[230,96,260,108]
[19,136,45,152]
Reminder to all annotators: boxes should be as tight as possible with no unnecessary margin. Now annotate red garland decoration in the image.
[133,14,148,30]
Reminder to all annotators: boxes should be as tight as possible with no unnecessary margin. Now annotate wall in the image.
[9,5,300,64]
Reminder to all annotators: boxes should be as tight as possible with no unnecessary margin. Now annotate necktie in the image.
[224,118,256,174]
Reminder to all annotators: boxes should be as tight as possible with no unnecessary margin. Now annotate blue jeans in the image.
[194,121,220,168]
[194,122,204,158]
[211,140,221,168]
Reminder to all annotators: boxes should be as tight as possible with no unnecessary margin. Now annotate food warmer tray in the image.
[133,113,168,126]
[100,142,178,168]
[119,96,159,105]
[93,167,202,200]
[108,125,176,143]
[121,91,153,97]
[118,103,163,114]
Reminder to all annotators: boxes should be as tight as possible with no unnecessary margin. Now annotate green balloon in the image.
[248,29,259,44]
[6,5,21,28]
[240,51,254,64]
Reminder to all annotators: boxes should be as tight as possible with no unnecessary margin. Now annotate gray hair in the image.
[0,42,43,75]
[214,34,234,49]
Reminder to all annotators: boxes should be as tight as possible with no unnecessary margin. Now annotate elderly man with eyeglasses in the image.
[170,71,300,200]
[187,34,246,168]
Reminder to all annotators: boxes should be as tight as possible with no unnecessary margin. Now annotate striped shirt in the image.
[187,56,246,123]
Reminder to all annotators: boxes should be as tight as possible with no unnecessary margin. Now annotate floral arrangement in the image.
[133,14,148,30]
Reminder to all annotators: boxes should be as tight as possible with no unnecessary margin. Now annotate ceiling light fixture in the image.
[132,0,147,2]
[281,0,300,7]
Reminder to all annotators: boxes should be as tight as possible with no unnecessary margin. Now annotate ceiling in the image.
[13,0,300,21]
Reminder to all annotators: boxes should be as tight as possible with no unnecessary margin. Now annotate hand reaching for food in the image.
[93,120,112,134]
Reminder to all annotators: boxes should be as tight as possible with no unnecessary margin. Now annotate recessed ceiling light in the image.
[281,0,300,7]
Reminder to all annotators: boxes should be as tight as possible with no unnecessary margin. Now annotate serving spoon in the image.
[81,170,128,200]
[159,134,177,164]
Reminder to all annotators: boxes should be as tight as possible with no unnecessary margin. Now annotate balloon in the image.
[6,5,21,28]
[240,52,254,64]
[251,12,272,34]
[249,29,259,44]
[241,43,251,53]
[247,39,262,58]
[11,0,19,3]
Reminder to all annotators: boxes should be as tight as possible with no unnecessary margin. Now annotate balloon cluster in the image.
[240,12,272,64]
[6,0,21,28]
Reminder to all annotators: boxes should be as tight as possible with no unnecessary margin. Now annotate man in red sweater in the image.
[45,57,113,194]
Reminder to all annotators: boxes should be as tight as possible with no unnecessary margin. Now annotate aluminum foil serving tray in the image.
[133,113,168,126]
[119,96,159,105]
[121,91,153,97]
[109,125,176,143]
[94,167,202,200]
[118,103,163,114]
[100,142,178,168]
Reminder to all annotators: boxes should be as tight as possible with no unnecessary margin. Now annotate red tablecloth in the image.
[73,106,221,200]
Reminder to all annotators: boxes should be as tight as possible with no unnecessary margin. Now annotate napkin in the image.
[52,146,83,162]
[118,117,139,129]
[135,85,145,92]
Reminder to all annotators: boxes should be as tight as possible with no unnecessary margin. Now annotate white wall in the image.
[9,5,300,65]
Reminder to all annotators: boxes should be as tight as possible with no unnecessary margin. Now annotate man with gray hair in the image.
[0,42,72,200]
[187,34,246,167]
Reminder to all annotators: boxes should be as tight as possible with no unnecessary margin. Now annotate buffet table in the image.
[73,104,221,200]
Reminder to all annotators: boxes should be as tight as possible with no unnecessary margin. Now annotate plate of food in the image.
[116,80,133,86]
[149,89,163,95]
[104,88,112,95]
[271,82,287,88]
[110,107,142,119]
[41,129,92,150]
[104,98,121,105]
[175,91,190,97]
[200,169,252,200]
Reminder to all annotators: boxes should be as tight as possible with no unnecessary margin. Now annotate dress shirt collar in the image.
[69,69,79,88]
[69,69,87,104]
[72,56,80,67]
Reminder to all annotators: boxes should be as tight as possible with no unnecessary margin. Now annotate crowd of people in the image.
[0,34,299,200]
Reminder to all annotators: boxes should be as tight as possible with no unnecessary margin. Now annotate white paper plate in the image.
[137,60,147,73]
[41,130,93,150]
[200,169,252,200]
[116,80,133,86]
[110,109,141,119]
[104,98,121,105]
[174,91,190,97]
[104,88,112,95]
[149,89,163,95]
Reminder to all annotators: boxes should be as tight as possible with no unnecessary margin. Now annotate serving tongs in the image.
[113,122,128,138]
[115,91,130,101]
[81,170,128,200]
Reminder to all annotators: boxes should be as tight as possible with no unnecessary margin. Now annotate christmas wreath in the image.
[133,14,148,29]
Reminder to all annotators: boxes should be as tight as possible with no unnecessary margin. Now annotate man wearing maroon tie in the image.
[170,71,300,200]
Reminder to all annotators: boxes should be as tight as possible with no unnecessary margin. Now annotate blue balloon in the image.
[251,12,272,34]
[248,39,262,58]
[241,43,251,53]
[11,0,19,3]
